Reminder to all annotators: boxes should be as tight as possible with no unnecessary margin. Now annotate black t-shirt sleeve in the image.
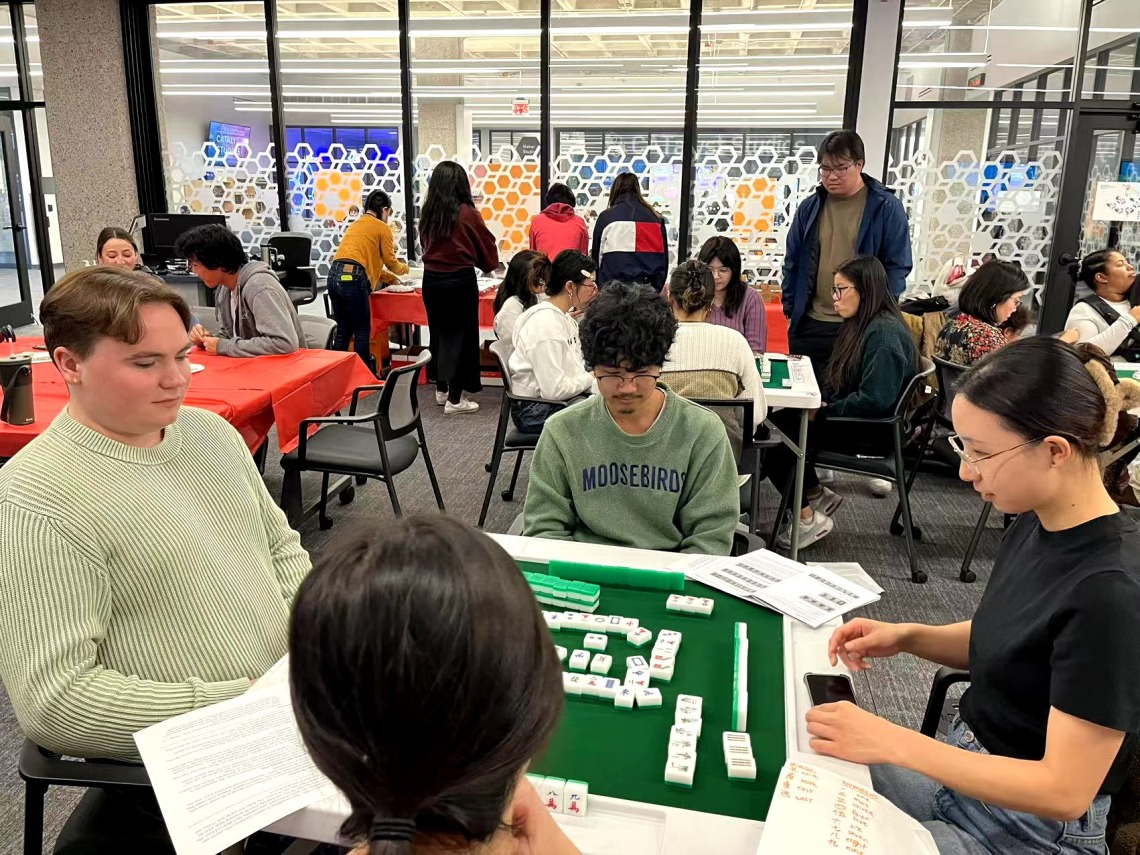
[1050,570,1140,734]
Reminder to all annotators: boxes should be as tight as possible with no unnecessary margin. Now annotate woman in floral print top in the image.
[934,261,1028,366]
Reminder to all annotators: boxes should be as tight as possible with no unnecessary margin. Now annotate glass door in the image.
[0,112,32,328]
[1041,113,1139,332]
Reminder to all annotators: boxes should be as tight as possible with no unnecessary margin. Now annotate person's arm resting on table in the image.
[216,288,300,357]
[0,507,251,760]
[1067,302,1137,356]
[522,431,578,541]
[528,338,594,401]
[676,431,739,554]
[830,618,971,672]
[377,225,409,286]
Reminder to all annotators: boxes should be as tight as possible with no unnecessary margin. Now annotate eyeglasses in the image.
[594,371,660,391]
[831,285,854,300]
[948,433,1042,475]
[708,265,731,277]
[819,162,855,178]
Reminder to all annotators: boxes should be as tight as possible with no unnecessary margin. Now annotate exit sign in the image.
[968,72,986,88]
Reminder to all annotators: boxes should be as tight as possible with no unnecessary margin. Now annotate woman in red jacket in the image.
[529,183,588,260]
[420,162,499,414]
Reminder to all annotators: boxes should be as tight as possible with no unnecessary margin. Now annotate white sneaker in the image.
[809,486,844,517]
[776,509,834,549]
[444,398,479,415]
[817,467,836,486]
[435,391,448,406]
[869,478,893,498]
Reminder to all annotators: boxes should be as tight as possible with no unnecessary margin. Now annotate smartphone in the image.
[804,673,858,707]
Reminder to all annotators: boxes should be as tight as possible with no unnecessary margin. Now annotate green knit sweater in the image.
[522,388,739,555]
[0,407,312,760]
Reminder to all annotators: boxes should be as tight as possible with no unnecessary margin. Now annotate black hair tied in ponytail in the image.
[369,817,417,855]
[668,260,715,315]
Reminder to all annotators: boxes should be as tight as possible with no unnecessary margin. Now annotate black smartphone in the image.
[804,673,858,707]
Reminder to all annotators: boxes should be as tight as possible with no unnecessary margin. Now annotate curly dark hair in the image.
[580,281,678,371]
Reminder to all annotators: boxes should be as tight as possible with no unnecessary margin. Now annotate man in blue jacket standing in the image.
[781,130,912,376]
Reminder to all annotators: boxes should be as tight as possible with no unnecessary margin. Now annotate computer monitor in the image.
[143,213,227,266]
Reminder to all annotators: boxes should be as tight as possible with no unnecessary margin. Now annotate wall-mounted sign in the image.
[1092,181,1140,222]
[967,72,986,88]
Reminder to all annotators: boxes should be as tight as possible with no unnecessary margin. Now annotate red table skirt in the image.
[765,302,789,354]
[370,288,497,339]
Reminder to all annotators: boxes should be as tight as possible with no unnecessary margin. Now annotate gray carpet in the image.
[0,385,999,853]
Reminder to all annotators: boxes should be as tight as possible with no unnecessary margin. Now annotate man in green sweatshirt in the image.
[523,281,739,555]
[0,267,312,850]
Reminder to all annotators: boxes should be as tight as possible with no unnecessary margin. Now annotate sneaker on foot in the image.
[776,509,834,549]
[817,467,836,486]
[435,391,448,406]
[444,398,479,414]
[809,486,844,517]
[869,478,893,498]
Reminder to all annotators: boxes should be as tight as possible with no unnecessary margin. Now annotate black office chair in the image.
[264,232,322,307]
[478,338,570,528]
[280,349,444,526]
[919,666,972,739]
[773,358,937,583]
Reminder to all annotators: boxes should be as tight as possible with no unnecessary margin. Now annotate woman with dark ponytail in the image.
[811,338,1140,854]
[661,260,766,438]
[290,515,578,855]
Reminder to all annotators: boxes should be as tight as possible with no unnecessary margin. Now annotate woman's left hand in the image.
[805,701,908,765]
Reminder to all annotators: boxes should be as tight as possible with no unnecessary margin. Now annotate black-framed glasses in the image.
[948,434,1043,475]
[831,285,854,300]
[594,371,660,391]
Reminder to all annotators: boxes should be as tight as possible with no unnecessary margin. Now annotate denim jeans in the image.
[327,260,376,373]
[871,718,1110,854]
[511,400,564,434]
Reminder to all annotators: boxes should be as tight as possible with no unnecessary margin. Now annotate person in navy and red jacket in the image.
[591,172,670,292]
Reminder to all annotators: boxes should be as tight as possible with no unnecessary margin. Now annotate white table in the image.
[758,354,822,561]
[266,536,864,855]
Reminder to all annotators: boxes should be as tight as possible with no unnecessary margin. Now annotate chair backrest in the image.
[299,314,337,349]
[266,232,313,269]
[933,354,969,418]
[489,337,516,396]
[690,397,755,464]
[377,349,430,438]
[893,356,936,419]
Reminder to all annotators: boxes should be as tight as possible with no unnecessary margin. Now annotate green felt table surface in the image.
[518,561,786,823]
[758,357,791,391]
[1118,368,1136,380]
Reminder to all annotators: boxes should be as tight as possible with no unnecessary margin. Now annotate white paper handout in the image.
[669,550,880,628]
[757,761,938,855]
[134,680,336,855]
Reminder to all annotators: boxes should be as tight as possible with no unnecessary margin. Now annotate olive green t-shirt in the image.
[808,184,869,323]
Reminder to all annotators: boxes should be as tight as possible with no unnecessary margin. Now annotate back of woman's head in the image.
[667,260,715,315]
[548,249,595,296]
[960,337,1140,457]
[290,515,563,854]
[957,260,1028,324]
[827,255,909,394]
[494,250,550,313]
[364,190,392,217]
[697,236,745,315]
[545,183,576,207]
[420,162,476,244]
[607,172,659,219]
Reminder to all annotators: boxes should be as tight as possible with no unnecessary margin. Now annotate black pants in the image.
[421,268,483,403]
[789,314,842,383]
[326,260,377,374]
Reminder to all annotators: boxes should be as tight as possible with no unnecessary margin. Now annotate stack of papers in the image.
[668,550,881,628]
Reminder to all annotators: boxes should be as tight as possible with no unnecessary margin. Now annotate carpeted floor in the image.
[0,385,1003,853]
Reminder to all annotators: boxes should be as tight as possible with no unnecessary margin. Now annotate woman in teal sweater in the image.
[765,255,917,548]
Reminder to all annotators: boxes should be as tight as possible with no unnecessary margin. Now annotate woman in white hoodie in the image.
[508,249,599,433]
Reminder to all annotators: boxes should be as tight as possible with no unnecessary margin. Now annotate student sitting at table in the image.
[934,260,1028,367]
[0,267,312,849]
[809,337,1140,854]
[523,281,739,555]
[1065,249,1140,361]
[291,515,579,855]
[492,248,551,360]
[697,235,767,353]
[661,259,767,444]
[763,255,917,549]
[96,226,153,272]
[174,223,304,357]
[508,250,598,434]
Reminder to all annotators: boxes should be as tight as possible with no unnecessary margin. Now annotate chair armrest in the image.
[731,527,766,556]
[297,413,382,461]
[19,740,151,789]
[919,667,971,738]
[818,413,902,426]
[350,383,385,415]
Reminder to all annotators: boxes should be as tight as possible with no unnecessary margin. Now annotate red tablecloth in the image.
[765,302,789,354]
[0,340,376,458]
[370,288,497,339]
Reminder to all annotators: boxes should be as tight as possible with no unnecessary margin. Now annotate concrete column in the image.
[37,0,139,268]
[855,0,902,180]
[414,38,464,156]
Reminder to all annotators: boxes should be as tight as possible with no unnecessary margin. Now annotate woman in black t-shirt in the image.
[807,338,1140,854]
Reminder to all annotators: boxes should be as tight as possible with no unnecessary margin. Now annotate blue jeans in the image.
[511,400,564,434]
[871,718,1110,854]
[327,260,376,373]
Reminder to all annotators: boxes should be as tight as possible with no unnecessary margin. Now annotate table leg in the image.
[281,468,304,527]
[789,409,809,562]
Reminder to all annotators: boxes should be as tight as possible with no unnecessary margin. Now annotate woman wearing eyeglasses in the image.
[934,261,1029,367]
[763,254,918,548]
[807,338,1140,855]
[507,250,599,434]
[696,236,767,354]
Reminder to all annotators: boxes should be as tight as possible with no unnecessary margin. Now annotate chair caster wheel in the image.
[339,486,355,505]
[959,570,977,583]
[890,522,922,540]
[319,517,334,530]
[911,570,928,584]
[502,490,514,501]
[355,475,368,486]
[485,463,492,472]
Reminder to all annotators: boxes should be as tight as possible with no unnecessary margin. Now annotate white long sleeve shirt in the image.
[1066,298,1138,359]
[508,302,594,401]
[662,322,768,431]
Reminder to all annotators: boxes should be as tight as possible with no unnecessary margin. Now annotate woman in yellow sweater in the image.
[328,190,409,373]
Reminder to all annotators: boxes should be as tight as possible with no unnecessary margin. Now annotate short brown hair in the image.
[42,267,192,361]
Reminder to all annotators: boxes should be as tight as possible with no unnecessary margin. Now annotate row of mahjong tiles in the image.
[517,558,787,824]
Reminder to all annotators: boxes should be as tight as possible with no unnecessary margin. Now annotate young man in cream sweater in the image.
[0,267,311,849]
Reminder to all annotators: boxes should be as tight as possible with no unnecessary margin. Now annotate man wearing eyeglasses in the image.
[522,282,740,555]
[781,130,913,377]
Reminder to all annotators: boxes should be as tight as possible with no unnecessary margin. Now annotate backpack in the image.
[1078,294,1140,361]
